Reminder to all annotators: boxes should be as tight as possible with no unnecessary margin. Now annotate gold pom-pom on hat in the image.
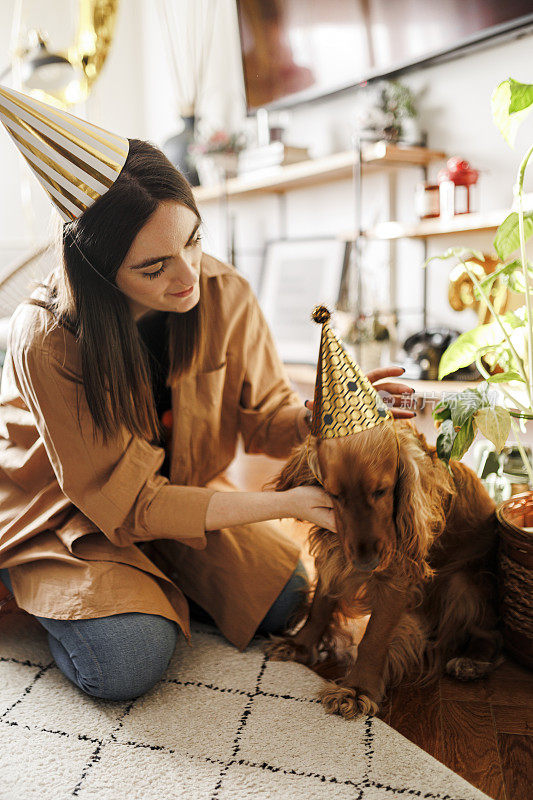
[310,304,392,440]
[311,305,331,324]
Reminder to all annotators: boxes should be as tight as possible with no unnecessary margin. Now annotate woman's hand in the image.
[284,486,337,533]
[302,365,416,425]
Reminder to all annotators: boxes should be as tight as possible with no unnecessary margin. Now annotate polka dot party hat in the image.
[310,305,392,439]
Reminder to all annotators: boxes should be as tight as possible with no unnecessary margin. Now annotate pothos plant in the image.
[428,78,533,484]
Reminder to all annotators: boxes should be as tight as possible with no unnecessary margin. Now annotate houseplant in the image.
[189,128,248,184]
[352,80,422,145]
[427,77,533,668]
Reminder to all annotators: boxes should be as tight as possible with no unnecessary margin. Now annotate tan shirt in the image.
[0,253,307,650]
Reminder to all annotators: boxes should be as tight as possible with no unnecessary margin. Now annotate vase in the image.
[162,115,200,187]
[496,490,533,669]
[208,152,240,180]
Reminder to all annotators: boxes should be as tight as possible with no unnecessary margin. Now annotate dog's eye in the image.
[373,488,387,499]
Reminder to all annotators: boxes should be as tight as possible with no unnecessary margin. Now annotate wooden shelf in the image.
[338,209,505,242]
[193,143,446,203]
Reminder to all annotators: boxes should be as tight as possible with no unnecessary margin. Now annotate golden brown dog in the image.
[265,420,503,720]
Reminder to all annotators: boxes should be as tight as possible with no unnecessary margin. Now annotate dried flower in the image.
[189,129,248,156]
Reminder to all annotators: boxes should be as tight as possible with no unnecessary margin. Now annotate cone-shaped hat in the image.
[310,305,392,439]
[0,85,129,222]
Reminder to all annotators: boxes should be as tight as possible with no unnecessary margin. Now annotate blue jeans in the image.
[0,559,308,701]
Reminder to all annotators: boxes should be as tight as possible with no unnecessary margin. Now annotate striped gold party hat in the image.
[0,85,129,222]
[310,305,392,439]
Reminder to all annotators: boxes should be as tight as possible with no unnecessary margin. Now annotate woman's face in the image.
[115,200,202,321]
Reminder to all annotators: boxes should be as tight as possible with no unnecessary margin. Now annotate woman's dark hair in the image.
[27,138,207,444]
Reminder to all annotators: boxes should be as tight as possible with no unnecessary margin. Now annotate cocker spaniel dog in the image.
[265,420,503,720]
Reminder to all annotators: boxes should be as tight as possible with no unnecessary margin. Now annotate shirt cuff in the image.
[140,484,219,550]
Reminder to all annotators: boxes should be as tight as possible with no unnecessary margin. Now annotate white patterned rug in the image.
[0,607,493,800]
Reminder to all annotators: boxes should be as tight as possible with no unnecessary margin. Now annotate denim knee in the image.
[42,612,180,702]
[0,566,13,593]
[258,558,310,635]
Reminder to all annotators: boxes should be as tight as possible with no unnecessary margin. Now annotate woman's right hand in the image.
[284,486,337,533]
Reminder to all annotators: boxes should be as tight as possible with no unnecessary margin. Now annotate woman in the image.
[0,88,414,702]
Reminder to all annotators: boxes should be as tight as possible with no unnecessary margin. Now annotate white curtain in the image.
[157,0,246,133]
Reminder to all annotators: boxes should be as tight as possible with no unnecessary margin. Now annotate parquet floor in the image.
[228,443,533,800]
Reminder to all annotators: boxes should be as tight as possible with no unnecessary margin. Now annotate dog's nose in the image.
[352,541,381,572]
[352,555,380,573]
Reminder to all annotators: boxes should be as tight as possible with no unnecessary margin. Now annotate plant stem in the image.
[515,143,533,404]
[474,353,529,412]
[460,257,530,392]
[510,417,533,487]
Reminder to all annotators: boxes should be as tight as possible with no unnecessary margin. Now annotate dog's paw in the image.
[445,656,502,681]
[263,635,319,665]
[318,684,379,720]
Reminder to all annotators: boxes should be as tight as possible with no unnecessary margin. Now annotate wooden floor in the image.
[228,442,533,800]
[376,660,533,800]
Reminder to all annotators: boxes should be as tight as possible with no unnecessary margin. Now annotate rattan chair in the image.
[0,241,55,354]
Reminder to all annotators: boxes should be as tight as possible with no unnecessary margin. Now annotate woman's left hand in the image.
[302,365,416,427]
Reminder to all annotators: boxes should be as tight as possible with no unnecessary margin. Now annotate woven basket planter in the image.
[496,491,533,669]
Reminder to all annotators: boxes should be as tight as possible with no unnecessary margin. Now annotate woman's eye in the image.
[143,264,165,280]
[186,234,202,248]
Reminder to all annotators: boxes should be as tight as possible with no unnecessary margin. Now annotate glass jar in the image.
[415,182,440,219]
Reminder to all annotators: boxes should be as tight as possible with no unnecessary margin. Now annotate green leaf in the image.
[436,419,456,464]
[433,402,451,422]
[450,418,476,461]
[486,370,524,383]
[424,247,484,268]
[501,260,533,293]
[438,324,501,379]
[482,343,525,378]
[442,247,485,262]
[508,79,533,114]
[491,79,533,146]
[476,260,533,297]
[474,406,511,453]
[493,212,533,261]
[450,389,485,429]
[500,310,527,329]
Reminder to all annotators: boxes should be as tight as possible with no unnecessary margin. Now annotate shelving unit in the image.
[192,143,447,203]
[338,208,505,241]
[193,142,449,348]
[192,143,505,364]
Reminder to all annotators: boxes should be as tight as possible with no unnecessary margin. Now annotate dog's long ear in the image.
[262,436,321,491]
[393,424,452,582]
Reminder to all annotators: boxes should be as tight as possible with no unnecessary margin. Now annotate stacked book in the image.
[238,142,310,176]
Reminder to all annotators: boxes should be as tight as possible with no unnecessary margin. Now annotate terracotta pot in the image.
[496,491,533,669]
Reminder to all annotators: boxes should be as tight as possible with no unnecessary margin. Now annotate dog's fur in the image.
[264,420,503,720]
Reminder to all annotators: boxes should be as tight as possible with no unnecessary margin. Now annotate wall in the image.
[0,0,146,271]
[178,14,533,348]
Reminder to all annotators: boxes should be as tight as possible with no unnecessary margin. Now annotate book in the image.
[238,142,309,174]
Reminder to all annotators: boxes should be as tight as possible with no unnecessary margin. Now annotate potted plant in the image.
[352,80,422,146]
[427,77,533,668]
[189,128,248,184]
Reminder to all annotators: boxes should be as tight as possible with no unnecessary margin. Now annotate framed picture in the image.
[258,237,348,364]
